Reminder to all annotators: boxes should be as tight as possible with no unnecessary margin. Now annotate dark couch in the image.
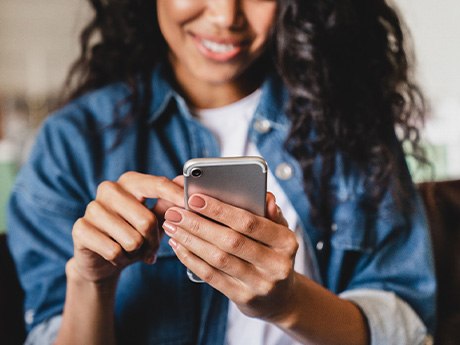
[0,233,26,344]
[418,180,460,345]
[1,180,460,344]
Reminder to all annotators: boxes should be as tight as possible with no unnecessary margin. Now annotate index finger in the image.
[118,172,184,207]
[153,175,185,222]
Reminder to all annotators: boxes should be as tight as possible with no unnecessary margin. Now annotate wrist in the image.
[57,258,118,345]
[65,258,119,295]
[270,273,303,330]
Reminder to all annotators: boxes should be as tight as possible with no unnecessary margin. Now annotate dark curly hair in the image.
[65,0,426,230]
[275,0,427,226]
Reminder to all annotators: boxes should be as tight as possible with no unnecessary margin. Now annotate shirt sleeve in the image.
[327,150,437,338]
[7,114,90,331]
[25,316,62,345]
[340,289,433,345]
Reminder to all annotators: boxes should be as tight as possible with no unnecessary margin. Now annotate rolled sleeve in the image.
[25,315,62,345]
[340,289,433,345]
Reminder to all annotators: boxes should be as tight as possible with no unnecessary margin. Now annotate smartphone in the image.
[183,156,268,282]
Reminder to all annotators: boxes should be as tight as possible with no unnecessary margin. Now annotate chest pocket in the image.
[116,257,200,345]
[330,200,376,253]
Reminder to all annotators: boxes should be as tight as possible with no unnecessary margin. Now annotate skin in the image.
[157,0,277,108]
[55,1,369,344]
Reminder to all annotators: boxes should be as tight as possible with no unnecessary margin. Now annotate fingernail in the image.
[143,248,157,264]
[169,238,178,249]
[145,254,157,265]
[189,195,206,209]
[163,221,177,234]
[165,209,182,223]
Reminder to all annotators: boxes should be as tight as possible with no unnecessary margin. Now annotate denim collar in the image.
[147,62,290,127]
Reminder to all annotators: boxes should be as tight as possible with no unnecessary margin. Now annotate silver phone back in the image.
[184,156,267,217]
[183,157,267,282]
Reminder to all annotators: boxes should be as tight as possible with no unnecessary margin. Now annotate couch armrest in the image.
[418,180,460,344]
[0,233,26,344]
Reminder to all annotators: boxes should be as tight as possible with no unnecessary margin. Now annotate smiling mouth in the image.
[201,39,238,53]
[191,33,248,62]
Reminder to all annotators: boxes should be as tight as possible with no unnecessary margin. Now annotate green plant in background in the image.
[0,161,17,233]
[406,141,449,183]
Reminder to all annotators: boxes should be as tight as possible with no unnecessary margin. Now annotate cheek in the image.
[157,0,204,24]
[170,0,203,12]
[246,3,277,42]
[157,0,203,53]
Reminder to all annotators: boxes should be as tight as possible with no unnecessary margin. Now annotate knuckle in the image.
[225,234,245,253]
[118,171,136,184]
[212,251,231,270]
[136,212,156,234]
[239,291,258,307]
[240,216,258,235]
[201,267,216,283]
[209,202,225,218]
[105,245,123,262]
[269,256,292,284]
[155,176,170,192]
[85,200,100,218]
[72,218,86,241]
[276,259,292,281]
[97,180,116,197]
[124,233,144,252]
[258,280,275,298]
[285,234,299,257]
[156,176,169,185]
[189,218,201,235]
[183,233,194,247]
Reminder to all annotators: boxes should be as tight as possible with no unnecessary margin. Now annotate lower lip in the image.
[192,36,244,62]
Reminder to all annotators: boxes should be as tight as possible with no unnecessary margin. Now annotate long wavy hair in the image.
[65,0,426,230]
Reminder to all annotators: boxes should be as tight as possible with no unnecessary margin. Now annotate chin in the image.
[193,66,247,85]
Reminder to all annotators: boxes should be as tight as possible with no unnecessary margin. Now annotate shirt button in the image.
[331,223,338,232]
[316,241,324,251]
[25,309,34,325]
[254,119,271,133]
[275,163,293,180]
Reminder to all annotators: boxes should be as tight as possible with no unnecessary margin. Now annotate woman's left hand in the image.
[162,192,299,323]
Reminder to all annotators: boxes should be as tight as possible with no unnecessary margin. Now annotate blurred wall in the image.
[0,1,91,231]
[398,0,460,107]
[398,0,460,180]
[0,0,91,98]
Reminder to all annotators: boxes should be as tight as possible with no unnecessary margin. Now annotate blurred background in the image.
[0,0,459,232]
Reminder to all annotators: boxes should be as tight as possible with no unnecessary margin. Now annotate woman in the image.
[8,1,436,344]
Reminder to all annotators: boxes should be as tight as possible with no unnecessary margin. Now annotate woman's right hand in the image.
[68,172,184,283]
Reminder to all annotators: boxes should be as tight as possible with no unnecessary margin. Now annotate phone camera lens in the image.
[191,168,202,177]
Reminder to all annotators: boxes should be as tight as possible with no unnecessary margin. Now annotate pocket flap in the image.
[330,200,376,253]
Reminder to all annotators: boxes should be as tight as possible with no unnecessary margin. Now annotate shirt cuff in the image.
[25,315,62,345]
[339,289,433,345]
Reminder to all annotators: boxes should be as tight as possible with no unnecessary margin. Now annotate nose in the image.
[207,0,244,30]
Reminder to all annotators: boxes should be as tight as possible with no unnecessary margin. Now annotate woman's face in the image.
[157,0,277,90]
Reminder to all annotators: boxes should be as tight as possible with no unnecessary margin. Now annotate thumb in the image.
[266,192,289,227]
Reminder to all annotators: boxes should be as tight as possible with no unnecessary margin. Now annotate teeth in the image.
[201,39,236,53]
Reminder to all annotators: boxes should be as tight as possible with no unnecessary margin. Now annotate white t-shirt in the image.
[194,90,311,345]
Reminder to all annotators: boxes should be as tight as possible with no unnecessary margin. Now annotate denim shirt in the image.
[8,65,436,344]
